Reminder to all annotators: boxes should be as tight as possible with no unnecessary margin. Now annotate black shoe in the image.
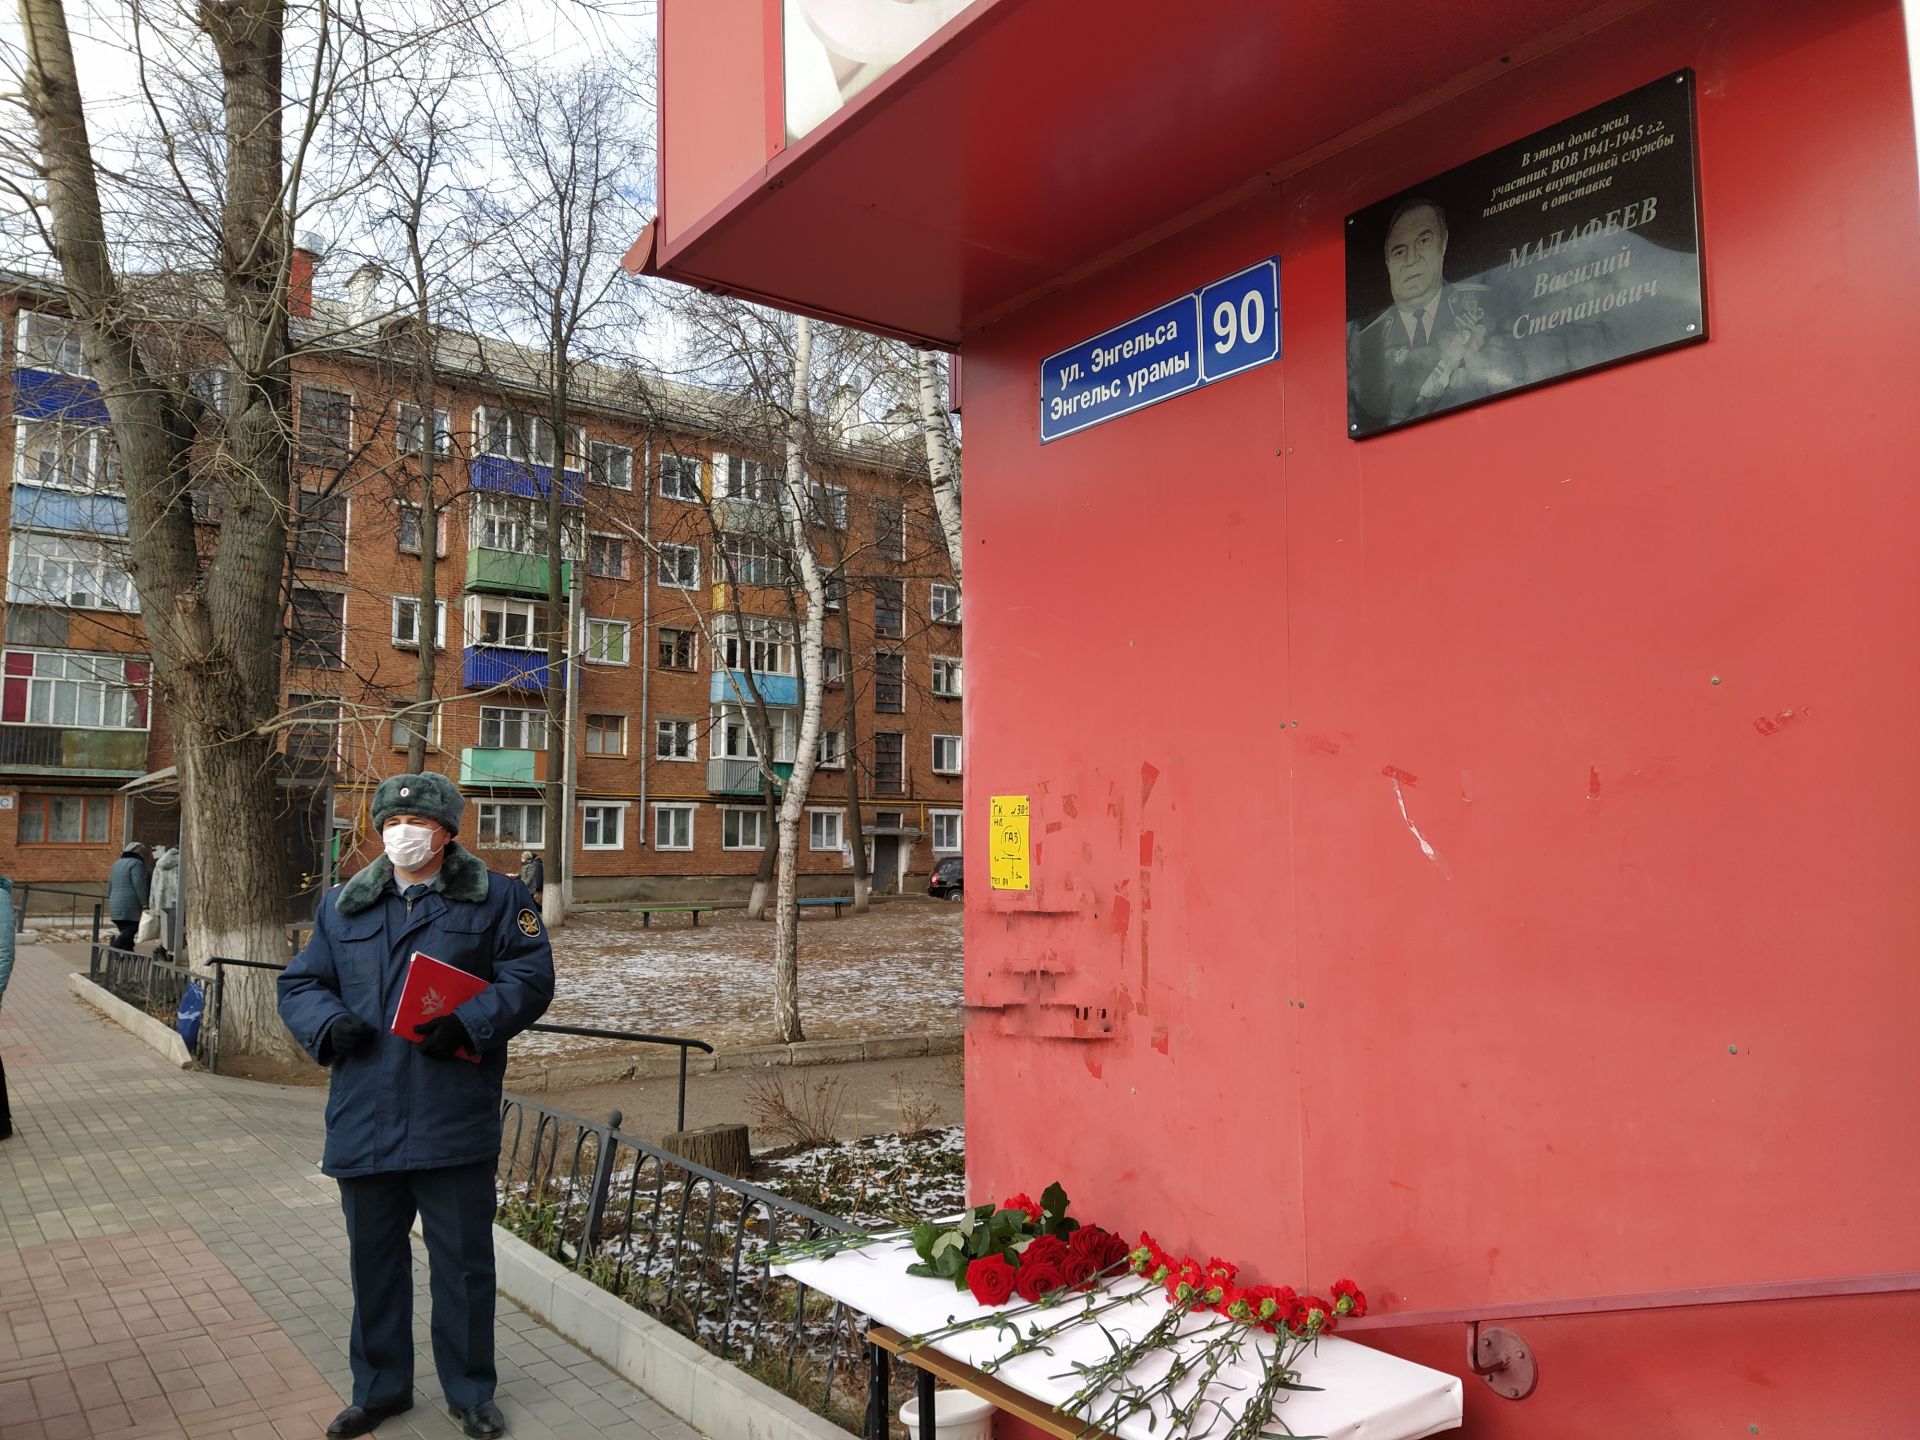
[448,1400,506,1439]
[325,1399,413,1438]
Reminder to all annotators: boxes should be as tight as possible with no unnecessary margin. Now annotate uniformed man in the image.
[1348,196,1515,431]
[278,774,555,1439]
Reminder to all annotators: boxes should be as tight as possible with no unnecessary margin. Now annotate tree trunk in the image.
[745,777,776,919]
[915,349,963,584]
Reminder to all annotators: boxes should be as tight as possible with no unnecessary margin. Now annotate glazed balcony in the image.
[465,547,572,598]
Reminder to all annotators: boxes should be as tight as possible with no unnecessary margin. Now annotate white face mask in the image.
[383,822,442,872]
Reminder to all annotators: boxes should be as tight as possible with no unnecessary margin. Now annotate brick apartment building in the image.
[0,268,963,911]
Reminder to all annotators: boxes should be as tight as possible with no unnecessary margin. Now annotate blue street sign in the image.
[1199,259,1280,383]
[1039,258,1281,443]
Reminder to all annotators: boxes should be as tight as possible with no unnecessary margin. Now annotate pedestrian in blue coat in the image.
[0,875,15,1140]
[278,773,554,1440]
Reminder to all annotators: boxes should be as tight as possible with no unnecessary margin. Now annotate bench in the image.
[628,904,712,928]
[795,897,853,919]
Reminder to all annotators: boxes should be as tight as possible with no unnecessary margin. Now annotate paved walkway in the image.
[0,941,703,1440]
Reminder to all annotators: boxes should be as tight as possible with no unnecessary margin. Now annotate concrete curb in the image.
[490,1225,852,1440]
[508,1029,962,1093]
[67,971,193,1069]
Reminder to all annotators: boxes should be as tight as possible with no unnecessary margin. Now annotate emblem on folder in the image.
[419,986,446,1019]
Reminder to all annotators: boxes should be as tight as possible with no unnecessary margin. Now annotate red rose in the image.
[1000,1192,1044,1223]
[1022,1235,1069,1268]
[966,1254,1018,1307]
[1331,1278,1368,1318]
[1094,1231,1133,1272]
[1014,1258,1068,1303]
[1060,1252,1099,1290]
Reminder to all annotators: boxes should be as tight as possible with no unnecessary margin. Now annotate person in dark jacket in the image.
[516,850,542,904]
[278,774,554,1440]
[107,841,150,951]
[0,876,15,1139]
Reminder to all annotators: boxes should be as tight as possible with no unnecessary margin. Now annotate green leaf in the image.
[931,1232,964,1261]
[910,1222,942,1262]
[905,1262,937,1279]
[1040,1181,1070,1218]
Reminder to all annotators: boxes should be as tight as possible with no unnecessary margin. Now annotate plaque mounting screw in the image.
[1686,324,1697,333]
[1711,676,1721,685]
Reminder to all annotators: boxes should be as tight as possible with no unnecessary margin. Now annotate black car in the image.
[928,855,963,900]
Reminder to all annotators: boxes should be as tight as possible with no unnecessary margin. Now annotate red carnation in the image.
[1014,1258,1069,1303]
[999,1192,1044,1223]
[1331,1278,1368,1318]
[1022,1235,1069,1268]
[966,1254,1019,1307]
[1060,1252,1099,1290]
[1288,1296,1334,1337]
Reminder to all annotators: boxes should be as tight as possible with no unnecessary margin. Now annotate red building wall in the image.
[964,0,1920,1430]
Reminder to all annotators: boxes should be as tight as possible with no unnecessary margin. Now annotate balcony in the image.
[706,757,793,796]
[711,494,781,536]
[469,453,584,505]
[12,368,108,424]
[463,646,565,692]
[465,547,572,597]
[0,725,146,777]
[710,670,800,707]
[459,748,548,788]
[10,485,129,537]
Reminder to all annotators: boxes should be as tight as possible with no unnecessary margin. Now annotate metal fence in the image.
[85,941,217,1064]
[16,885,108,932]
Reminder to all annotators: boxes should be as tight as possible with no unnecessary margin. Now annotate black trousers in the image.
[0,1048,11,1137]
[112,919,138,950]
[337,1160,498,1411]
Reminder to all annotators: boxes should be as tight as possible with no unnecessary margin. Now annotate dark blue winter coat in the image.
[276,844,554,1178]
[107,846,150,922]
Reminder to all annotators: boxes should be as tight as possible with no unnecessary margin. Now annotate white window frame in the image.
[396,502,449,557]
[396,403,452,456]
[722,806,769,851]
[931,583,962,625]
[12,419,119,494]
[388,704,440,749]
[657,626,698,670]
[657,543,700,589]
[475,800,545,848]
[719,533,784,588]
[715,614,795,675]
[2,649,151,731]
[873,577,907,638]
[815,729,845,769]
[585,712,627,756]
[585,617,630,666]
[478,704,548,751]
[659,452,702,502]
[16,310,89,376]
[473,407,583,471]
[587,532,629,579]
[588,440,633,490]
[810,483,848,529]
[581,801,628,851]
[932,656,962,698]
[464,595,547,651]
[808,808,845,852]
[5,533,138,613]
[469,494,554,557]
[822,646,845,685]
[930,809,962,853]
[390,596,448,651]
[716,452,778,502]
[654,717,698,761]
[932,733,962,775]
[653,802,695,852]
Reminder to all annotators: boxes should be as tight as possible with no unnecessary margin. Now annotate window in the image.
[587,534,628,579]
[479,705,547,750]
[809,809,844,851]
[931,810,962,853]
[658,543,700,588]
[653,803,694,851]
[289,589,345,668]
[932,656,962,698]
[815,729,844,768]
[16,311,89,376]
[298,386,354,461]
[657,627,697,670]
[659,453,702,502]
[7,534,138,612]
[396,503,448,556]
[188,367,229,416]
[582,803,626,850]
[719,533,784,587]
[2,651,150,730]
[723,807,768,850]
[717,615,793,675]
[822,646,845,686]
[396,403,451,455]
[475,408,582,469]
[809,483,848,529]
[18,793,111,845]
[874,652,904,713]
[931,583,962,625]
[655,719,697,760]
[874,498,906,562]
[477,801,544,847]
[389,704,439,749]
[470,495,550,556]
[292,489,348,571]
[466,595,549,651]
[874,578,906,639]
[13,421,118,492]
[585,713,626,756]
[585,618,630,666]
[932,733,962,774]
[589,441,633,490]
[284,693,340,766]
[391,596,447,650]
[873,732,905,794]
[711,705,759,760]
[717,453,777,502]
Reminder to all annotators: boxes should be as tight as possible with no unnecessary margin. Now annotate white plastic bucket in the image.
[899,1387,996,1440]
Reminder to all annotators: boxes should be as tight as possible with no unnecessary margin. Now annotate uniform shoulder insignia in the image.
[517,908,541,937]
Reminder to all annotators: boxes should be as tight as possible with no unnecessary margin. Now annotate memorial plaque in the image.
[1346,69,1704,438]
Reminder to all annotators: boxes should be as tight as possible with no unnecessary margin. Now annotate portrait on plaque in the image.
[1346,70,1705,438]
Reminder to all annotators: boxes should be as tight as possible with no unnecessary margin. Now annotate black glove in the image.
[413,1013,472,1060]
[327,1014,376,1061]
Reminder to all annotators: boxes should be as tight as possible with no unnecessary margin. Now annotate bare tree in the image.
[913,348,962,582]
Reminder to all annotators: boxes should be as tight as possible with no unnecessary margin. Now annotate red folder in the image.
[390,951,488,1063]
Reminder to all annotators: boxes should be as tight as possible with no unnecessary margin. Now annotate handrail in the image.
[203,956,715,1129]
[1341,1268,1920,1331]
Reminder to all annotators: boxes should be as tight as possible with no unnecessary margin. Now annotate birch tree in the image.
[913,348,962,582]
